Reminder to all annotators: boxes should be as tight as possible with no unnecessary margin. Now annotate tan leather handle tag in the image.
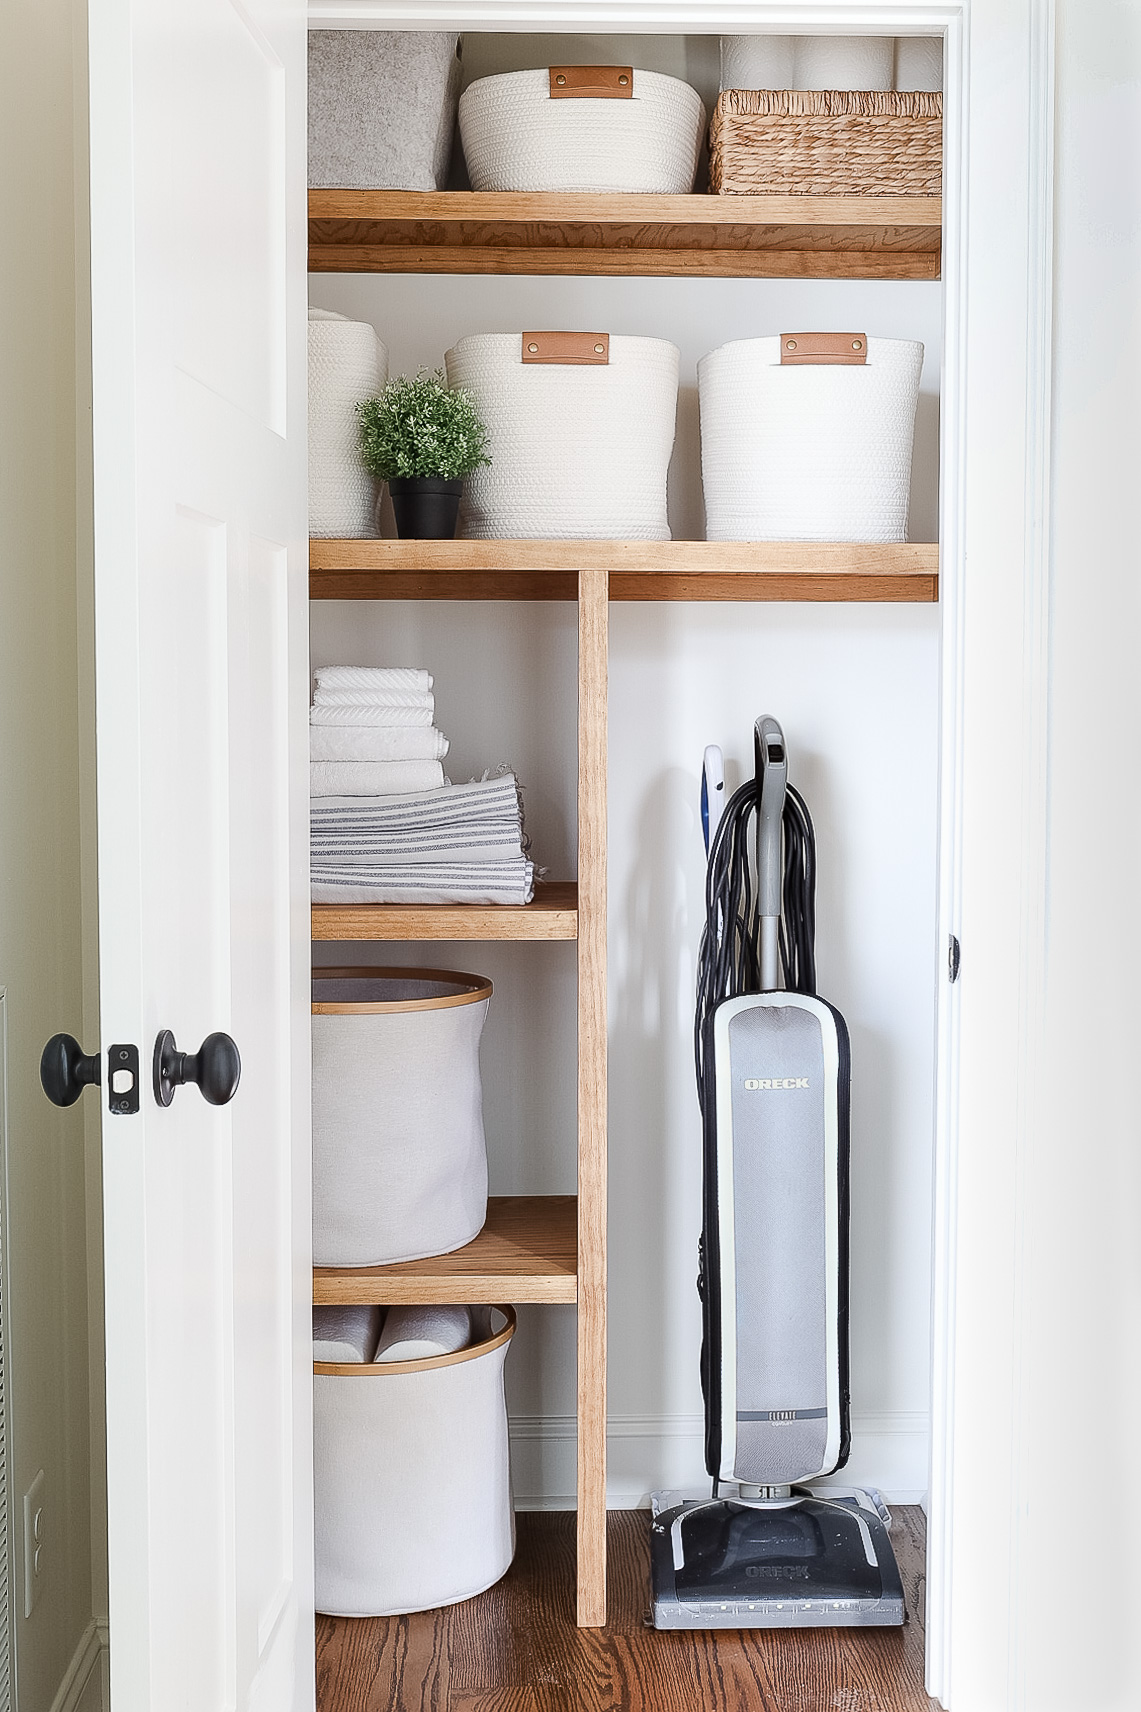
[522,331,610,366]
[780,332,868,366]
[549,65,633,98]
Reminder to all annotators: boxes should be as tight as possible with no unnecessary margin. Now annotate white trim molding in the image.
[510,1412,930,1510]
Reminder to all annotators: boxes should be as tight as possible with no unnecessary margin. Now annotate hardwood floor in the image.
[315,1507,937,1712]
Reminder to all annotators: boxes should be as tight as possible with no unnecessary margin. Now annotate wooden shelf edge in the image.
[308,188,943,227]
[313,1195,578,1306]
[310,541,939,603]
[311,880,578,941]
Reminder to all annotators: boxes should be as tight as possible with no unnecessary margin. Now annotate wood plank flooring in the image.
[315,1507,937,1712]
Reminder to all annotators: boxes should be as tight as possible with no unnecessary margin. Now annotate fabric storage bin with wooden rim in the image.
[308,308,388,539]
[312,967,491,1267]
[308,31,462,190]
[444,330,679,540]
[314,1306,516,1616]
[699,332,924,543]
[458,65,705,193]
[709,90,942,197]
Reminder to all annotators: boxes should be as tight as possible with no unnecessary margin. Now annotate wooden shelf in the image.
[309,190,941,280]
[311,880,577,942]
[313,1195,578,1306]
[310,539,939,603]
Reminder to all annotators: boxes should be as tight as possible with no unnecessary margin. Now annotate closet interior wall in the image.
[309,31,943,1508]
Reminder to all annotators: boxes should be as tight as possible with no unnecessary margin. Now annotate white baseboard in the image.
[49,1619,107,1712]
[510,1412,929,1509]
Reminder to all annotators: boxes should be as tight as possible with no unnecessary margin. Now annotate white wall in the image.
[310,252,943,1501]
[0,0,99,1702]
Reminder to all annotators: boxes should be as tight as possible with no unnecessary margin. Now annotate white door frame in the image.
[304,4,1055,1704]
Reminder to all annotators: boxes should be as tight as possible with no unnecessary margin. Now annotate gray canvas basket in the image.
[314,1306,516,1616]
[308,31,462,190]
[312,967,491,1267]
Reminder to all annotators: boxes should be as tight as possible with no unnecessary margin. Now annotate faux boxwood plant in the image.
[356,369,491,482]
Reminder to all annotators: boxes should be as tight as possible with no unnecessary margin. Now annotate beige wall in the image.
[0,0,100,1704]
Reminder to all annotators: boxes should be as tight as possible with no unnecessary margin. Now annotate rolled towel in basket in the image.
[310,703,435,729]
[309,724,449,764]
[793,35,894,91]
[310,760,447,797]
[373,1304,472,1362]
[313,1303,385,1364]
[313,666,433,694]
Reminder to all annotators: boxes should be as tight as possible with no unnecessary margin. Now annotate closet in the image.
[308,24,941,1650]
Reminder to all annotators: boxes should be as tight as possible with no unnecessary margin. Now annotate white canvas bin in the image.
[314,1307,516,1616]
[308,31,462,190]
[458,66,705,193]
[445,331,680,540]
[699,332,924,543]
[308,309,388,539]
[312,967,491,1267]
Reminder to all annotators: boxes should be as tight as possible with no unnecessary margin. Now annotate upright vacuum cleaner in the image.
[650,717,905,1629]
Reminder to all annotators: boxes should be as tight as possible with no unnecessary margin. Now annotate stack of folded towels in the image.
[310,664,536,906]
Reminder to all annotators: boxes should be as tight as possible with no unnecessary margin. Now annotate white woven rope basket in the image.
[699,335,924,543]
[445,332,679,540]
[458,66,705,193]
[308,309,387,539]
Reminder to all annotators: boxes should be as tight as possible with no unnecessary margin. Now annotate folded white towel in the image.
[312,686,434,710]
[308,725,449,763]
[310,760,447,796]
[311,773,524,834]
[309,703,434,728]
[310,860,535,906]
[313,1303,384,1364]
[313,666,433,693]
[372,1305,472,1362]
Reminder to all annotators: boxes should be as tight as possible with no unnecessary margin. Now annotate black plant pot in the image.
[388,477,463,540]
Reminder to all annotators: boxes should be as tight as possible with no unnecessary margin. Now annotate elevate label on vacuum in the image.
[743,1077,809,1090]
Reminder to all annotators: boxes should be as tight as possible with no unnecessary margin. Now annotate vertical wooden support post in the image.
[576,562,608,1628]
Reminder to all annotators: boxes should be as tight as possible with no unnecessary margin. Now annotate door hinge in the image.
[948,935,961,983]
[107,1044,140,1114]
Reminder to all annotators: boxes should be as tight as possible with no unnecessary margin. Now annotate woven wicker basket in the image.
[709,89,942,197]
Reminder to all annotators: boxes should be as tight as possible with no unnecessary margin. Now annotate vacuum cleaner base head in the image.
[649,1487,906,1630]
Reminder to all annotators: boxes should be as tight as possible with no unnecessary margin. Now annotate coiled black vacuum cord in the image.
[694,776,818,1108]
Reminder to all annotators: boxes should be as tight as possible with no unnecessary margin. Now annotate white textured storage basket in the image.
[314,1308,516,1617]
[458,67,705,193]
[312,967,491,1267]
[699,334,924,543]
[308,309,388,539]
[308,31,462,190]
[445,332,680,540]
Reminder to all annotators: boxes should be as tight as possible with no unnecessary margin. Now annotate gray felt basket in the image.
[308,31,462,190]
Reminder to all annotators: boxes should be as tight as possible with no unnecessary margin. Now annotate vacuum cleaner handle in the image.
[755,716,787,991]
[701,745,725,855]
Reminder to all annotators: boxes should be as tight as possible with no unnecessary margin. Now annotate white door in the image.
[87,0,313,1706]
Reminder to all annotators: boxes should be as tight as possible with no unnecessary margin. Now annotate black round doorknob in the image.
[153,1029,241,1108]
[40,1034,101,1107]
